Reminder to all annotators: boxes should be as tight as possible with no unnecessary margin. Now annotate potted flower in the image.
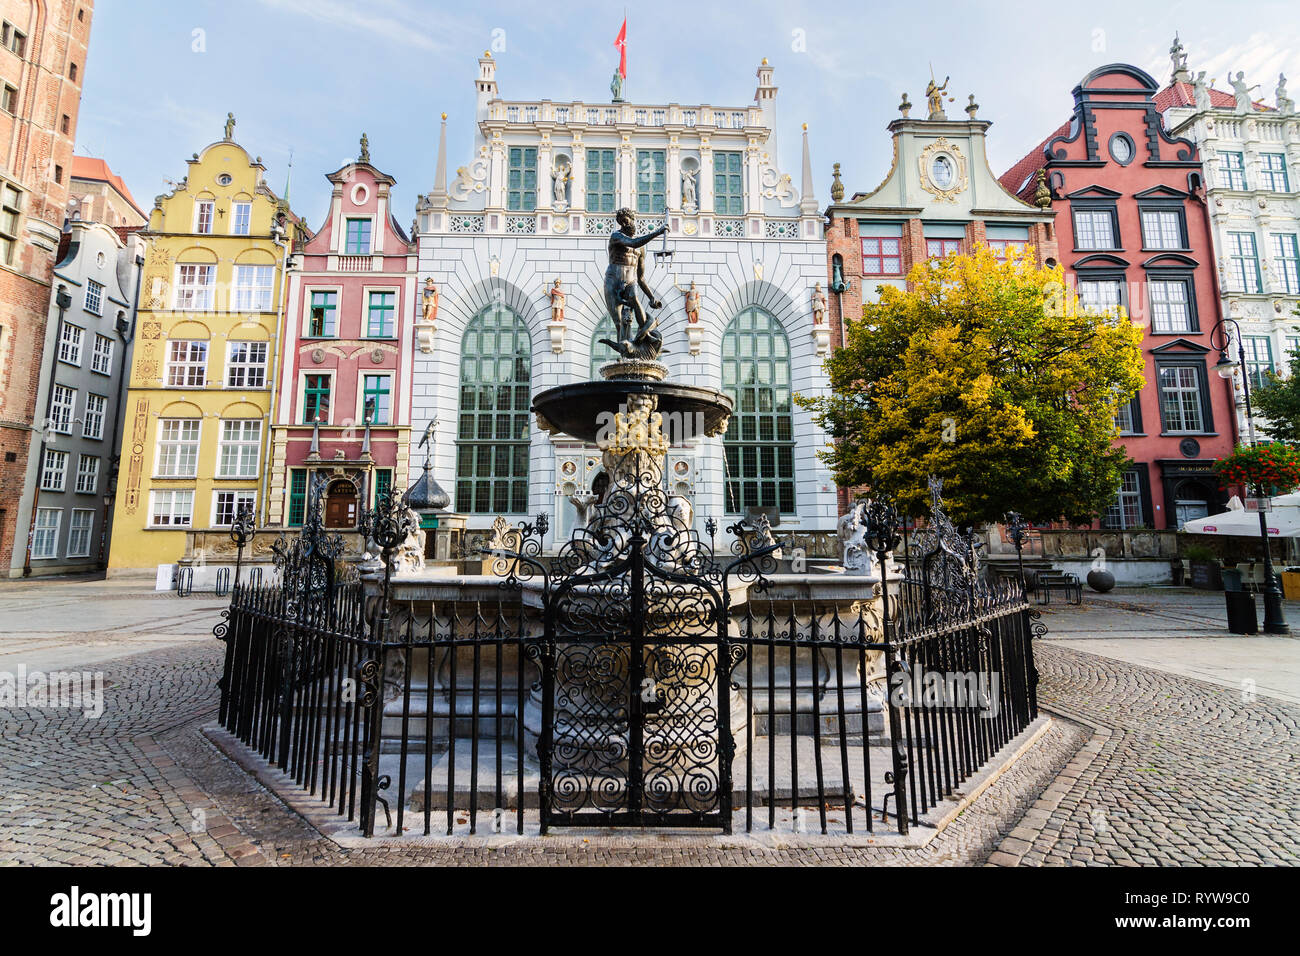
[1212,443,1300,497]
[1182,543,1222,590]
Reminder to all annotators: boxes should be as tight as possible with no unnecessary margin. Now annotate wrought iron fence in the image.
[213,478,1040,837]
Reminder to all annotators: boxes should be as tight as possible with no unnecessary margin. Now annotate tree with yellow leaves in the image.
[798,248,1146,525]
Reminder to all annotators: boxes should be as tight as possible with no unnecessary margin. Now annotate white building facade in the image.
[413,55,837,547]
[1160,59,1300,441]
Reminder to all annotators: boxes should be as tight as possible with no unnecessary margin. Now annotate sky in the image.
[77,0,1300,230]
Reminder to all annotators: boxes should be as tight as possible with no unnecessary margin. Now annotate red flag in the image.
[614,18,627,79]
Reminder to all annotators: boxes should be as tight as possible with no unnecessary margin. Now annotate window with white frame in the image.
[1157,365,1206,433]
[165,340,207,387]
[1139,209,1184,250]
[213,490,256,527]
[67,509,94,557]
[50,385,75,433]
[41,449,68,491]
[1271,233,1300,295]
[58,323,83,365]
[84,279,103,315]
[155,419,200,477]
[32,508,60,559]
[1260,153,1290,193]
[217,419,261,478]
[231,201,251,235]
[1149,278,1194,333]
[149,490,193,527]
[174,264,216,310]
[1072,207,1117,249]
[1227,232,1262,293]
[1077,277,1124,313]
[75,454,99,494]
[232,265,274,311]
[1102,470,1145,529]
[226,341,267,388]
[82,393,106,440]
[195,200,214,234]
[1218,151,1247,190]
[91,334,113,374]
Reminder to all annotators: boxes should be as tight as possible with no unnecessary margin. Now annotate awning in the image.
[1183,495,1300,538]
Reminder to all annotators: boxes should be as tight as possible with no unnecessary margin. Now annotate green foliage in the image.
[797,248,1146,525]
[1251,318,1300,443]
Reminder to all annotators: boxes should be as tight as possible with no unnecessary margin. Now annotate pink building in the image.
[269,142,417,528]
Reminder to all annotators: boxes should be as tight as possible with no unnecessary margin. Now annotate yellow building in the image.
[108,119,301,574]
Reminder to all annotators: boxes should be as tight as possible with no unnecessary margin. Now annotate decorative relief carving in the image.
[917,137,969,204]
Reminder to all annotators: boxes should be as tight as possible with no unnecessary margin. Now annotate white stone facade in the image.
[412,56,837,543]
[1162,71,1300,441]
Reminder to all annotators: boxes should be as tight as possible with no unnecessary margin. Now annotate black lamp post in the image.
[1005,511,1030,596]
[1211,317,1289,634]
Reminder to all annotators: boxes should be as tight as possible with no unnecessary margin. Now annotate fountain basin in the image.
[532,379,733,444]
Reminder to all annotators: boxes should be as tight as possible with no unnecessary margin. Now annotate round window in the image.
[350,183,370,206]
[1109,134,1134,166]
[217,173,233,186]
[931,155,955,190]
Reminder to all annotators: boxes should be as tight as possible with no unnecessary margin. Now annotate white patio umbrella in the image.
[1183,493,1300,538]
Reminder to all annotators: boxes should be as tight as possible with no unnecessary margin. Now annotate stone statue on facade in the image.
[1193,71,1212,112]
[599,207,669,361]
[811,282,828,326]
[925,74,950,120]
[1169,34,1189,82]
[549,278,566,322]
[421,277,439,323]
[359,132,370,164]
[1231,71,1259,113]
[551,160,570,211]
[680,280,701,324]
[610,71,624,102]
[1277,74,1295,115]
[681,168,698,211]
[224,112,236,141]
[837,503,871,573]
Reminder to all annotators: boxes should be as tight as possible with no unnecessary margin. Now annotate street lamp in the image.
[1210,317,1288,634]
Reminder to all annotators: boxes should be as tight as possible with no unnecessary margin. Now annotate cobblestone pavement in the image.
[2,584,1298,866]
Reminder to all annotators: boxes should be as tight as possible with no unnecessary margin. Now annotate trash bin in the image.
[1225,591,1258,634]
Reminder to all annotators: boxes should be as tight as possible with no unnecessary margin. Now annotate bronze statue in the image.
[600,207,668,361]
[925,75,950,119]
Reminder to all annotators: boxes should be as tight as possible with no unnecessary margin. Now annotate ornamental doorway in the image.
[324,478,359,528]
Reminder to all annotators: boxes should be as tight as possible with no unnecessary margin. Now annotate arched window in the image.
[590,315,617,379]
[456,303,531,514]
[721,307,795,514]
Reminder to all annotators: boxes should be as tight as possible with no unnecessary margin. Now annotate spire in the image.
[430,113,448,207]
[283,147,293,203]
[799,123,818,216]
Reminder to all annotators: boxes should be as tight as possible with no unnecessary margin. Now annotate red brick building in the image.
[1002,64,1234,531]
[0,0,91,572]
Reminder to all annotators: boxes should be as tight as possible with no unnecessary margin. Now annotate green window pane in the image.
[455,304,532,513]
[721,306,796,514]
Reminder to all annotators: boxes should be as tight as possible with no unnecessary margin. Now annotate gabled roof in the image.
[998,120,1069,201]
[998,78,1258,201]
[71,156,146,218]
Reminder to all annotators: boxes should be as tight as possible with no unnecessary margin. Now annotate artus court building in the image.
[412,54,837,546]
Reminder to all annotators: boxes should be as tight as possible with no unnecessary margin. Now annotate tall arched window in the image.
[456,303,531,514]
[590,315,617,379]
[721,307,795,514]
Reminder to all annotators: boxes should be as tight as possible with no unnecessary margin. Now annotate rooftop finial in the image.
[830,162,844,202]
[899,92,912,118]
[965,93,979,119]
